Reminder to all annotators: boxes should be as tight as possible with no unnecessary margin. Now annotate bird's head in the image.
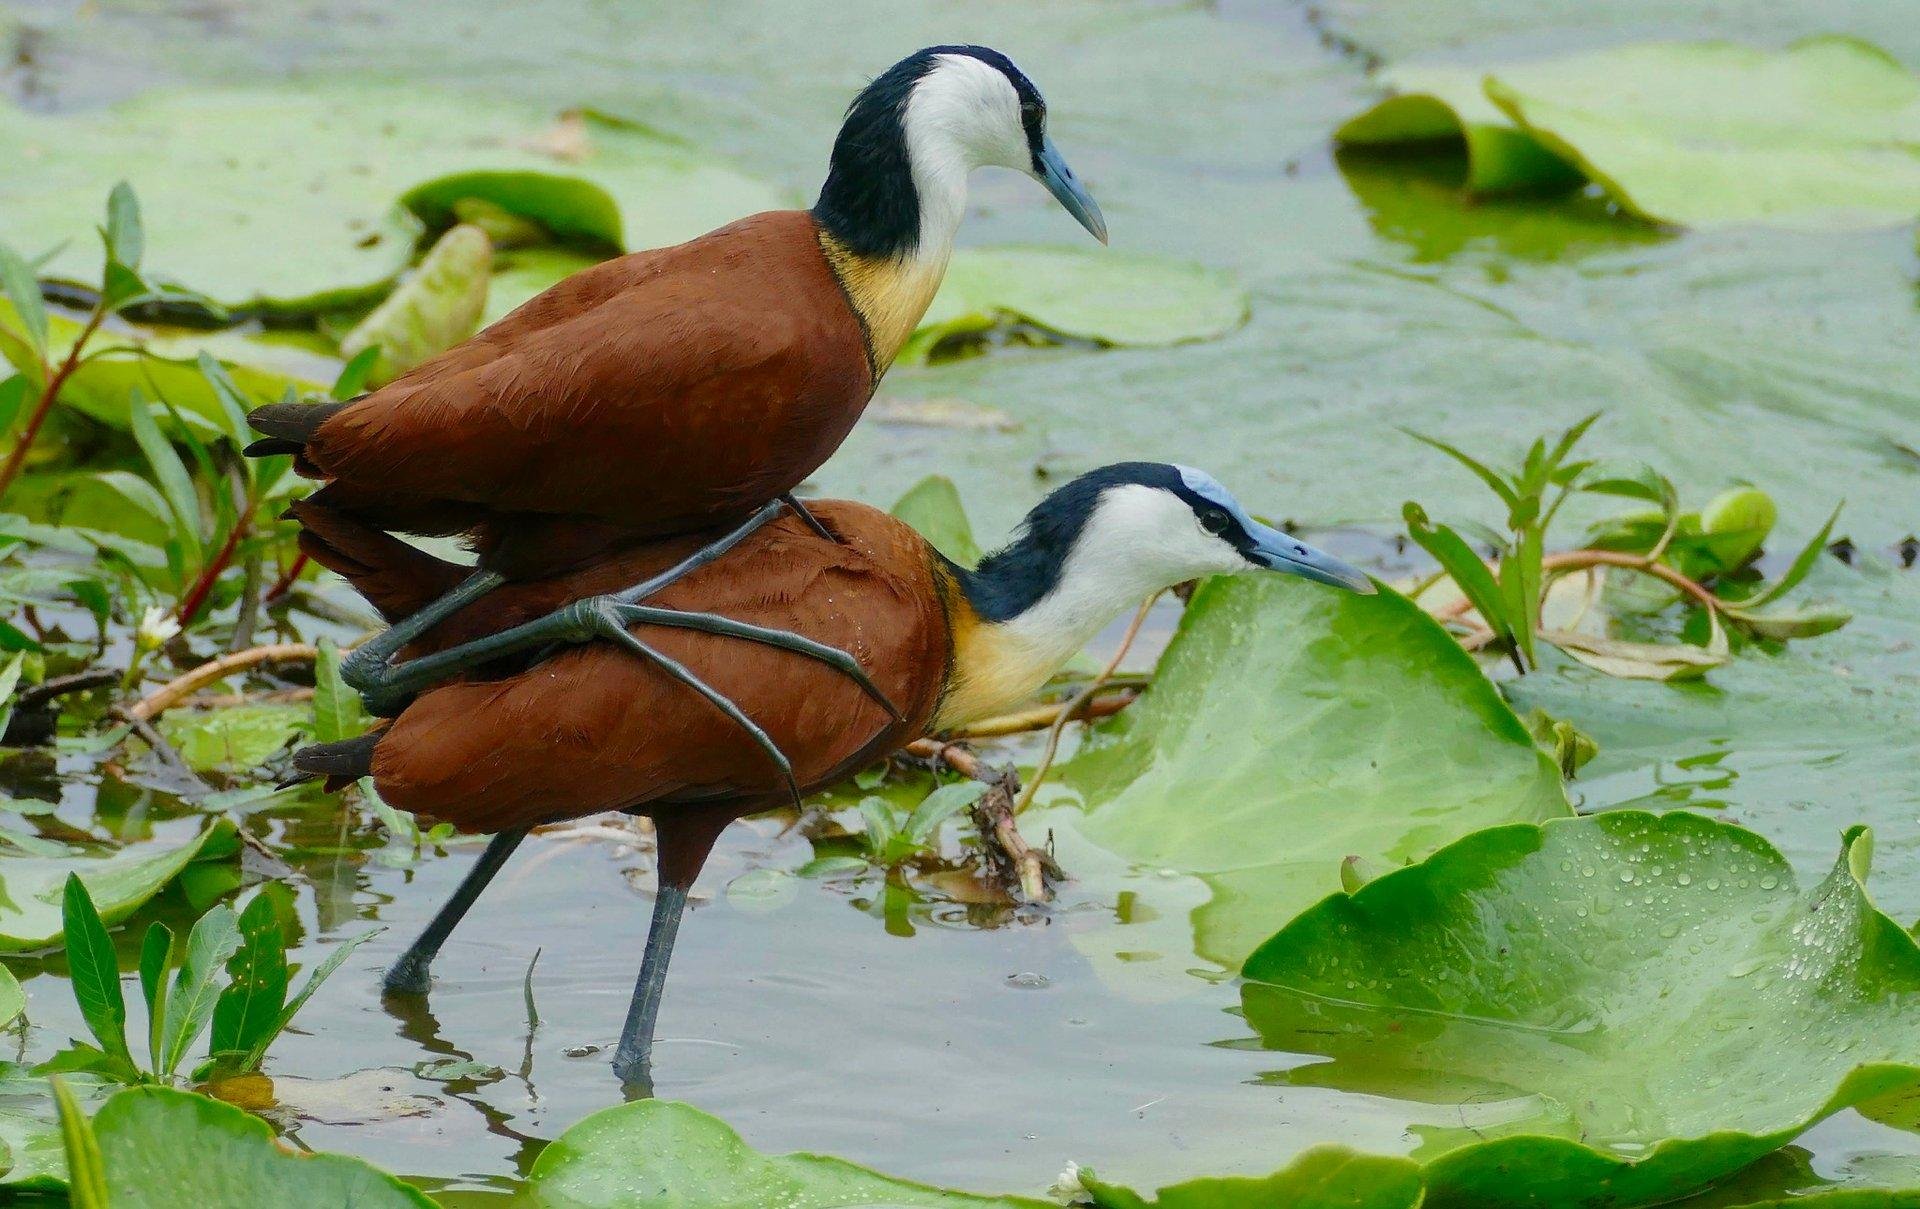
[818,45,1106,260]
[938,463,1374,728]
[967,463,1375,622]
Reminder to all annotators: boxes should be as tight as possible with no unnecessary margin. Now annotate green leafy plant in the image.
[0,184,223,503]
[47,875,375,1086]
[1404,416,1847,679]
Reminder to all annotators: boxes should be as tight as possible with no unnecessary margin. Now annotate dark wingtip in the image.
[245,437,304,458]
[291,731,381,782]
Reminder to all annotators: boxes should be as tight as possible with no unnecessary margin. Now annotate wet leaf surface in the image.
[1243,815,1920,1207]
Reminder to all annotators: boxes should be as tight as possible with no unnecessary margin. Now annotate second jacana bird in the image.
[245,44,1108,740]
[288,464,1374,1085]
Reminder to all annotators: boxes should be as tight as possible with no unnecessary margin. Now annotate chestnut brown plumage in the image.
[251,44,1109,741]
[288,464,1376,1085]
[257,213,873,575]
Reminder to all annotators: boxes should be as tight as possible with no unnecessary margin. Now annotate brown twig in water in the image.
[128,642,320,721]
[1012,591,1160,815]
[949,690,1138,739]
[1421,549,1725,629]
[906,737,1061,903]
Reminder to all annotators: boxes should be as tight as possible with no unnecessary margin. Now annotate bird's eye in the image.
[1021,101,1043,123]
[1200,509,1231,535]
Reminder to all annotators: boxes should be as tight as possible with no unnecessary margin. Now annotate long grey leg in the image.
[382,827,530,995]
[610,883,688,1089]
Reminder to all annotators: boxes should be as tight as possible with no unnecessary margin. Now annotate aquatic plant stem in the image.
[951,690,1138,739]
[1012,591,1160,815]
[129,641,320,721]
[0,304,108,503]
[263,552,310,605]
[905,738,1062,902]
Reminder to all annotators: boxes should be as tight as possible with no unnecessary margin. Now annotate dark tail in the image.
[289,731,382,794]
[288,498,469,622]
[244,399,348,458]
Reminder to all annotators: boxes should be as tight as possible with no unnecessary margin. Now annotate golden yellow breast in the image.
[931,593,1061,732]
[819,234,949,374]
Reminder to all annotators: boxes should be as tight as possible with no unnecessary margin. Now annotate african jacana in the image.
[288,464,1374,1084]
[245,45,1107,727]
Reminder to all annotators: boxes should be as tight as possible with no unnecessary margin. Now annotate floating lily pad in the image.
[1336,66,1583,194]
[900,246,1250,364]
[91,1085,434,1207]
[1048,575,1569,967]
[0,1064,113,1190]
[1337,38,1920,229]
[519,1098,1051,1208]
[0,87,785,313]
[0,822,229,951]
[1080,1146,1425,1209]
[1242,813,1920,1208]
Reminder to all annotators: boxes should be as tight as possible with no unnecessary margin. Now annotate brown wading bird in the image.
[245,44,1107,729]
[288,464,1374,1084]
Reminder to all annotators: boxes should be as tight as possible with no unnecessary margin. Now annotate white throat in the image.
[900,53,1029,266]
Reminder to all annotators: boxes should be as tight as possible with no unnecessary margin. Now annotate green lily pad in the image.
[0,87,785,313]
[1337,38,1920,229]
[900,246,1250,364]
[0,822,229,951]
[519,1098,1051,1208]
[1047,575,1570,967]
[156,705,309,774]
[0,1064,113,1190]
[890,474,984,567]
[91,1085,434,1207]
[1081,1146,1426,1208]
[1242,813,1920,1208]
[1336,66,1584,195]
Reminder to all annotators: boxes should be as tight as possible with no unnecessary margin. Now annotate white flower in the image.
[1048,1160,1091,1205]
[136,605,182,652]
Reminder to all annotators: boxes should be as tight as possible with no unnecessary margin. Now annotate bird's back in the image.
[331,501,949,833]
[268,210,874,570]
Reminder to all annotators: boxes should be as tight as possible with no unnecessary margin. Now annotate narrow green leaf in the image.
[209,894,286,1058]
[0,616,45,654]
[857,797,898,858]
[1742,502,1843,609]
[0,242,48,360]
[61,875,134,1073]
[1401,428,1520,513]
[0,373,29,433]
[100,260,151,312]
[312,638,366,744]
[0,961,23,1029]
[51,1076,109,1209]
[125,389,202,550]
[0,651,24,740]
[137,922,173,1075]
[160,905,241,1078]
[240,928,380,1072]
[1403,502,1515,646]
[194,351,255,453]
[1499,521,1543,668]
[1543,410,1602,476]
[332,345,381,401]
[902,782,986,846]
[105,182,144,271]
[90,470,174,528]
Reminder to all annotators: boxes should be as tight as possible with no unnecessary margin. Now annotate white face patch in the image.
[997,484,1250,674]
[897,54,1034,260]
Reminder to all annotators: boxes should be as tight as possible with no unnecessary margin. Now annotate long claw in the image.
[596,618,803,808]
[614,604,901,722]
[779,493,838,544]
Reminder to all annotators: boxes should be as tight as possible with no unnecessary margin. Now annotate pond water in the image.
[5,0,1920,1202]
